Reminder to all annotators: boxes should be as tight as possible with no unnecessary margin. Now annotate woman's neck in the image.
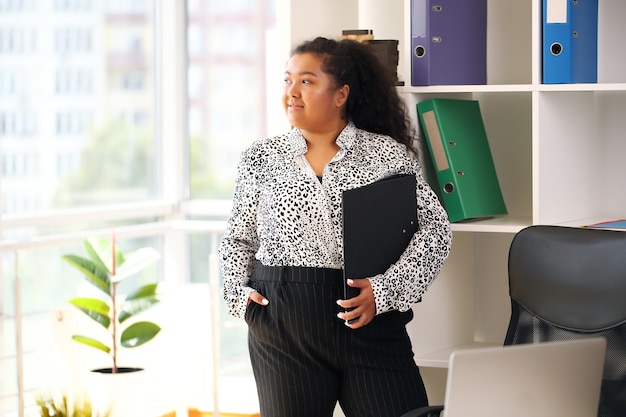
[302,122,346,176]
[300,120,347,147]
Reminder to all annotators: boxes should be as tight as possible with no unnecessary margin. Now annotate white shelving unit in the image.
[284,0,626,403]
[403,0,626,402]
[399,0,626,353]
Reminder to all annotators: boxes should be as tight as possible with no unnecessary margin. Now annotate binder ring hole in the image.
[432,5,442,12]
[550,42,563,56]
[443,183,454,194]
[448,141,457,147]
[456,171,465,177]
[432,37,442,43]
[573,31,578,38]
[414,45,425,58]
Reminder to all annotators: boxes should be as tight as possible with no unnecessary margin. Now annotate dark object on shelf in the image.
[366,39,402,86]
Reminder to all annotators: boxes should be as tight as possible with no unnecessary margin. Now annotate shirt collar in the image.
[288,121,359,157]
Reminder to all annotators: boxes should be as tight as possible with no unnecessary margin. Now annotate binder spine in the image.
[410,0,487,86]
[417,99,507,223]
[410,0,428,86]
[571,0,598,83]
[542,0,598,84]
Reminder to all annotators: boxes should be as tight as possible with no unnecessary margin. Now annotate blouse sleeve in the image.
[368,157,452,315]
[218,149,260,319]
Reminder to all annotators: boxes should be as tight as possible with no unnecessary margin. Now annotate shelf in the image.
[558,217,626,231]
[399,83,626,94]
[449,216,530,234]
[538,83,626,92]
[399,84,534,94]
[415,341,498,368]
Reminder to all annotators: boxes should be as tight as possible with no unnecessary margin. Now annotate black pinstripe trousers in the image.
[245,262,428,417]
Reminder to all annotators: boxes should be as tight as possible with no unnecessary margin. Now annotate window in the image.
[0,1,157,215]
[55,69,94,95]
[0,27,35,54]
[0,1,282,415]
[187,0,280,200]
[0,1,161,414]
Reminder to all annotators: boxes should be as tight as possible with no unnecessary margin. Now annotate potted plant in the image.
[61,235,163,416]
[62,235,162,374]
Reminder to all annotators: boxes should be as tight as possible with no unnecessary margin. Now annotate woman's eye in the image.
[301,79,311,84]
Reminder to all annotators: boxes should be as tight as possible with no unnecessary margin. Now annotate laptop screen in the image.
[442,338,606,417]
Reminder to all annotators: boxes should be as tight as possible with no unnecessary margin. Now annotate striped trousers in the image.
[245,262,428,417]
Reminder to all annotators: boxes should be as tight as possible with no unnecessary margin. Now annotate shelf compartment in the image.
[536,90,626,224]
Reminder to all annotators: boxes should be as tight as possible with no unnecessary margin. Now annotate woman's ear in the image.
[336,84,350,107]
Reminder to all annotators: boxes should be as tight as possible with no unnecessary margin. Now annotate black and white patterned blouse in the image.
[219,121,452,319]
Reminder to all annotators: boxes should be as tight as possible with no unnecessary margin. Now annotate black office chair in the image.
[401,225,626,417]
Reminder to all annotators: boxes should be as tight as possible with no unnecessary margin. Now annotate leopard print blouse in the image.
[219,121,452,319]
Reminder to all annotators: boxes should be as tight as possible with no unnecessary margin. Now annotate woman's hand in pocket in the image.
[248,291,269,307]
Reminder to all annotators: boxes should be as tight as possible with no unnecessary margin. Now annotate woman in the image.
[219,36,452,417]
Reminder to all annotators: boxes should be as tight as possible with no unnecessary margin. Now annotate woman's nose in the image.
[287,83,299,97]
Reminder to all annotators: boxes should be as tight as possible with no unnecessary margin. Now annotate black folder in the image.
[341,174,419,300]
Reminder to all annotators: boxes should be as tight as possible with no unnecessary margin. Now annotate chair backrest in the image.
[505,225,626,417]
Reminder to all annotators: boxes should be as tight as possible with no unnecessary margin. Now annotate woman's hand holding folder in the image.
[336,278,375,328]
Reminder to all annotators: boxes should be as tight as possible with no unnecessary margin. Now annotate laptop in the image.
[441,338,606,417]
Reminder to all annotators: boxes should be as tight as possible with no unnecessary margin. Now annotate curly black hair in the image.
[292,37,417,154]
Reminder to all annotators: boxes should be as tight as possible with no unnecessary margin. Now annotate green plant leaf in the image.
[125,283,159,300]
[69,297,111,329]
[85,236,126,275]
[113,247,160,283]
[84,236,113,273]
[72,335,111,353]
[118,296,159,323]
[120,321,161,348]
[62,254,111,295]
[118,283,160,323]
